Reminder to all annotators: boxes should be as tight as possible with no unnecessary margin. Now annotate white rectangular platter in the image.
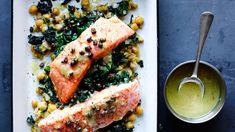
[13,0,157,131]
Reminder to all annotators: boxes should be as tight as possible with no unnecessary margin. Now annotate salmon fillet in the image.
[38,80,140,132]
[50,16,135,104]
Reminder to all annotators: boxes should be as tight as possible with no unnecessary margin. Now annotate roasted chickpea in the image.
[52,8,60,16]
[36,87,43,95]
[74,11,81,18]
[31,100,38,109]
[38,101,47,111]
[36,19,43,28]
[61,13,70,20]
[29,5,38,15]
[138,36,144,43]
[43,14,51,20]
[40,25,48,32]
[37,72,46,81]
[126,121,134,129]
[135,106,144,115]
[130,23,139,31]
[55,24,63,31]
[128,113,137,122]
[129,1,138,10]
[55,16,62,23]
[134,16,144,26]
[47,104,57,113]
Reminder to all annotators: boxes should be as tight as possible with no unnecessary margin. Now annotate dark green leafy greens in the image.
[44,27,56,44]
[62,0,72,5]
[26,115,35,125]
[37,0,53,14]
[28,35,44,45]
[108,0,129,17]
[99,120,133,132]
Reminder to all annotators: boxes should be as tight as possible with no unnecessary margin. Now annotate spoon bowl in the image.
[178,76,205,97]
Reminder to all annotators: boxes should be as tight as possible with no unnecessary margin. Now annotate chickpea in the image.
[97,5,108,13]
[31,100,38,109]
[48,104,57,113]
[128,113,137,122]
[52,8,60,16]
[37,73,46,81]
[55,24,63,31]
[29,5,38,15]
[38,101,47,111]
[61,13,70,20]
[134,16,144,26]
[43,14,51,20]
[32,25,39,32]
[138,36,144,43]
[40,25,48,32]
[55,16,62,23]
[36,87,43,95]
[36,19,43,28]
[81,0,91,11]
[125,121,134,129]
[130,23,139,31]
[43,111,50,118]
[135,106,144,115]
[129,1,138,10]
[130,62,137,70]
[74,11,81,18]
[132,46,139,54]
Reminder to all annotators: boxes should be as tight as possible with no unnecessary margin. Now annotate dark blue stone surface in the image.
[0,0,12,131]
[159,0,235,132]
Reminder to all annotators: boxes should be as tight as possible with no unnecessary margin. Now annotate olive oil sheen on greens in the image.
[166,64,220,118]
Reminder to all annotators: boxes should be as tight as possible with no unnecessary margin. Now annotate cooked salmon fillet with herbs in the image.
[38,80,140,131]
[50,16,135,104]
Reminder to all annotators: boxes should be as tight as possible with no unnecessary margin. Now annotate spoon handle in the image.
[192,12,214,77]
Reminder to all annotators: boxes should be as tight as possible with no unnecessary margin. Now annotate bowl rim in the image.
[163,60,227,124]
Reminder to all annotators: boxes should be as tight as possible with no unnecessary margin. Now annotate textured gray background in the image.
[159,0,235,132]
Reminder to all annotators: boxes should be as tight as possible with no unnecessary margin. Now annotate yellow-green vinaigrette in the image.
[166,64,220,118]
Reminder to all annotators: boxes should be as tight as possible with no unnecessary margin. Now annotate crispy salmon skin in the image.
[50,16,135,104]
[38,80,140,132]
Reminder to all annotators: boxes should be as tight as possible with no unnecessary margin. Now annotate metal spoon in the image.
[178,12,214,97]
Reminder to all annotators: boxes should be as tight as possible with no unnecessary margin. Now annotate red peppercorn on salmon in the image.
[38,80,140,132]
[49,16,135,104]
